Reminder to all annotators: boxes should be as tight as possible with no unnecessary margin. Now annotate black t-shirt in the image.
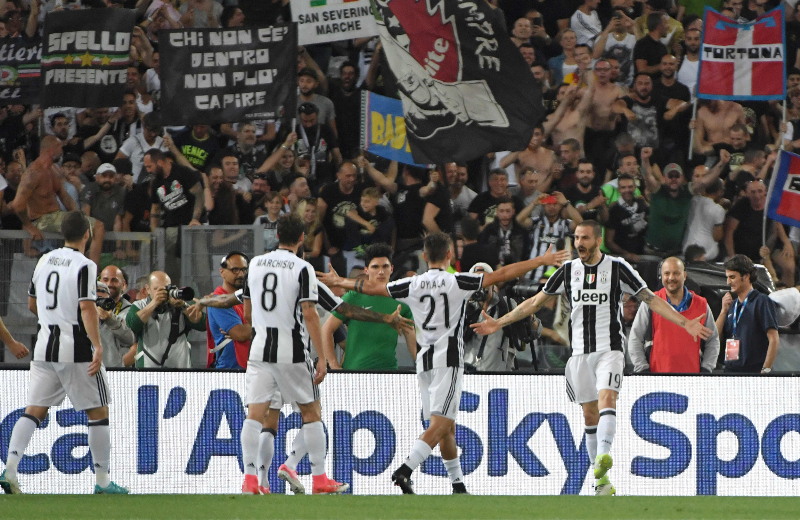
[344,205,393,249]
[228,145,267,180]
[605,198,649,254]
[728,198,769,262]
[467,192,525,226]
[428,184,455,234]
[295,123,339,186]
[653,81,691,149]
[0,113,26,162]
[563,184,602,221]
[124,182,151,232]
[329,86,362,161]
[633,34,667,78]
[77,123,123,164]
[1,185,22,230]
[172,130,220,170]
[319,181,364,249]
[150,165,201,228]
[460,242,499,273]
[392,183,428,240]
[623,96,667,149]
[208,186,240,225]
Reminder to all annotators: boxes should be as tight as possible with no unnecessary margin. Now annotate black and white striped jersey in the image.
[527,216,572,282]
[387,269,483,372]
[236,282,341,313]
[28,247,97,363]
[542,253,646,355]
[243,248,319,364]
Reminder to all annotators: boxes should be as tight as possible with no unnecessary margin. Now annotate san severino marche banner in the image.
[291,0,378,45]
[40,9,135,108]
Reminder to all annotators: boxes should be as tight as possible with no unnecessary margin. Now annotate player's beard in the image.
[577,244,596,262]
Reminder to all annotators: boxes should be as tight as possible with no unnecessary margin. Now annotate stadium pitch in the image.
[2,495,800,519]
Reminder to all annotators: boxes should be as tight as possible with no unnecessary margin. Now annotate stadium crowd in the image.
[0,0,798,372]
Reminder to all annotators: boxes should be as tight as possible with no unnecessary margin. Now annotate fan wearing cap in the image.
[297,67,337,135]
[642,149,692,256]
[80,163,126,239]
[294,102,341,190]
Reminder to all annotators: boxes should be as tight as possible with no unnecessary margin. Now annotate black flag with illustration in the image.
[40,9,135,108]
[371,0,543,165]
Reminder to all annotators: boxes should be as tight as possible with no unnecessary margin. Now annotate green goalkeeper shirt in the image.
[331,291,413,370]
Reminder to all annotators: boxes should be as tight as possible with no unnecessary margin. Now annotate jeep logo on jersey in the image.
[586,274,595,284]
[572,289,608,305]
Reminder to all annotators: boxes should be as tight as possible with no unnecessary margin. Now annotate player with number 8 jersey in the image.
[317,232,570,495]
[240,214,348,495]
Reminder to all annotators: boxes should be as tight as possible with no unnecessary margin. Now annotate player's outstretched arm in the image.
[481,245,570,288]
[336,303,414,334]
[316,264,390,297]
[321,313,344,370]
[192,292,240,310]
[471,291,555,336]
[638,288,713,341]
[79,301,104,376]
[302,301,328,385]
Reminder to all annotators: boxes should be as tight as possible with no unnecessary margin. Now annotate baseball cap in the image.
[298,67,318,81]
[664,163,683,177]
[97,163,117,176]
[62,152,81,165]
[470,262,494,274]
[298,102,319,115]
[541,195,558,204]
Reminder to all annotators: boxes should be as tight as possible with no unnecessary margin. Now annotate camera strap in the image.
[142,307,191,367]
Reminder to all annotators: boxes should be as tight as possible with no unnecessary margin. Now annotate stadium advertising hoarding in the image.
[1,370,799,496]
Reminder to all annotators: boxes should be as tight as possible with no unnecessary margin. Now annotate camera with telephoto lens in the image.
[165,285,194,301]
[96,297,116,311]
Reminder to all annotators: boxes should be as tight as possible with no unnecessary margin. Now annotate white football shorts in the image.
[27,361,111,411]
[418,366,463,421]
[564,350,624,404]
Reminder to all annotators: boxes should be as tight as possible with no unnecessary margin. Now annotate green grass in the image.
[2,496,800,519]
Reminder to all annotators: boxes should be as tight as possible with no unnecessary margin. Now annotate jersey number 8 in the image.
[261,273,278,311]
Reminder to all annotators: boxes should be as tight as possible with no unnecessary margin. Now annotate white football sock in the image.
[285,428,306,471]
[5,414,39,478]
[443,456,464,485]
[585,426,598,463]
[240,419,261,477]
[302,421,326,477]
[597,409,617,457]
[258,428,276,488]
[88,419,111,488]
[404,439,432,472]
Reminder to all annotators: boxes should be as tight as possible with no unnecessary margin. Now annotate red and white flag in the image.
[696,7,785,100]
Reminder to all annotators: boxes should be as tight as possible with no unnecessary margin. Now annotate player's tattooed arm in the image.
[336,303,414,333]
[637,288,655,304]
[639,288,712,340]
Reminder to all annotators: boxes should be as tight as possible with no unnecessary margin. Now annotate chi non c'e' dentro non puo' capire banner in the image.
[360,91,428,168]
[290,0,379,45]
[0,37,42,106]
[159,26,297,126]
[40,9,135,108]
[696,6,786,100]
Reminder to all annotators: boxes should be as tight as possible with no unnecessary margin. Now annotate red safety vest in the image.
[650,288,707,373]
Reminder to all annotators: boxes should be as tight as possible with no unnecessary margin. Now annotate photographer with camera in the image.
[126,271,206,368]
[96,282,136,368]
[463,263,542,372]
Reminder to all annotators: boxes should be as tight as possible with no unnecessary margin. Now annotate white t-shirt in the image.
[683,195,725,260]
[571,9,602,48]
[770,287,800,328]
[119,134,169,182]
[677,57,699,101]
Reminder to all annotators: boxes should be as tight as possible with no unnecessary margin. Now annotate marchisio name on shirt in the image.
[256,258,295,269]
[572,289,608,305]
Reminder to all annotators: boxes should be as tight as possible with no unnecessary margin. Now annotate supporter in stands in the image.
[511,167,544,207]
[717,255,779,374]
[478,196,528,268]
[500,125,556,182]
[635,0,684,53]
[0,160,22,230]
[562,159,606,222]
[218,152,250,194]
[225,123,266,179]
[459,216,497,273]
[692,100,747,159]
[206,165,240,226]
[592,10,636,88]
[555,138,582,190]
[548,29,578,86]
[677,27,701,100]
[571,0,602,48]
[172,125,219,171]
[469,169,524,228]
[615,73,664,150]
[654,54,692,160]
[80,163,125,238]
[318,162,365,275]
[445,162,476,235]
[586,59,627,164]
[301,197,324,270]
[297,68,336,135]
[116,112,168,183]
[125,65,154,114]
[633,12,668,77]
[683,178,725,262]
[604,174,648,262]
[330,61,363,160]
[344,187,394,257]
[546,78,594,153]
[60,153,83,207]
[294,102,341,191]
[510,17,533,47]
[684,245,707,263]
[602,153,644,195]
[255,192,284,252]
[242,174,268,224]
[629,257,718,373]
[643,156,692,257]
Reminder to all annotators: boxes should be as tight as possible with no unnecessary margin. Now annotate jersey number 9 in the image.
[46,272,60,310]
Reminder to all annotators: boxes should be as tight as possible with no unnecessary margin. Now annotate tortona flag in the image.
[766,150,800,228]
[696,6,785,100]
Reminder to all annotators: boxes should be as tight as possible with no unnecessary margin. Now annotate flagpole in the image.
[781,101,787,151]
[688,98,698,161]
[763,150,782,247]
